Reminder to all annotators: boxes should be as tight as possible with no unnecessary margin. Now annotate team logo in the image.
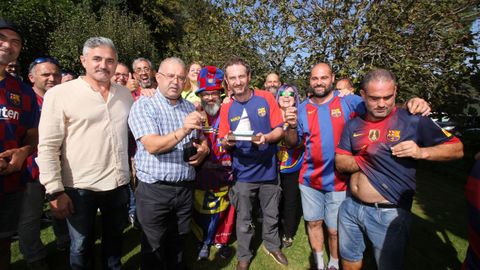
[368,129,380,142]
[230,116,240,122]
[331,108,342,118]
[257,107,266,117]
[207,78,214,84]
[387,130,401,142]
[8,93,21,106]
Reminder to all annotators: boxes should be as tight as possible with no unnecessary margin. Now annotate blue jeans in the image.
[65,185,129,270]
[299,184,345,229]
[338,197,412,270]
[128,184,136,216]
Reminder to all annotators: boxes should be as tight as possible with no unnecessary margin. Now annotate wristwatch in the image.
[45,191,64,201]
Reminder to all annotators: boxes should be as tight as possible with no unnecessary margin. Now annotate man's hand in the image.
[253,132,266,145]
[140,88,156,97]
[126,73,139,92]
[188,142,210,166]
[221,131,236,149]
[337,89,354,97]
[49,192,75,219]
[0,147,30,175]
[183,111,204,135]
[284,107,297,128]
[406,98,431,116]
[391,140,424,159]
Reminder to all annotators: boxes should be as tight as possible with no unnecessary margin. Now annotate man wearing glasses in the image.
[128,57,209,270]
[111,62,129,86]
[37,37,134,269]
[0,19,40,269]
[128,57,156,100]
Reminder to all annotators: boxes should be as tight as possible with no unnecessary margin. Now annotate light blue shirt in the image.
[128,89,197,183]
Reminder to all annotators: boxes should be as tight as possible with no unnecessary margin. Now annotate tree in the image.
[294,0,480,111]
[174,0,268,85]
[48,4,158,74]
[0,0,73,77]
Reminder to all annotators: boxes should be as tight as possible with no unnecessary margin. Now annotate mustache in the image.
[313,83,327,88]
[95,68,109,73]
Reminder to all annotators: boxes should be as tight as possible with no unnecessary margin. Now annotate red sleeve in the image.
[256,90,283,129]
[335,148,353,155]
[218,102,232,138]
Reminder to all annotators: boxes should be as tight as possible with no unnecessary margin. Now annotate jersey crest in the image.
[387,130,401,142]
[368,129,380,142]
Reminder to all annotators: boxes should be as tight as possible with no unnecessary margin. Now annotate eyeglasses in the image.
[32,57,60,67]
[135,67,151,74]
[114,73,129,78]
[29,57,60,71]
[158,72,186,83]
[280,91,295,97]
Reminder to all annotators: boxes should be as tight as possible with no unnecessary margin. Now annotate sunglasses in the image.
[29,57,60,71]
[280,91,295,97]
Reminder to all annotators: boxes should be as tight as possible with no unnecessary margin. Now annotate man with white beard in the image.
[192,66,235,262]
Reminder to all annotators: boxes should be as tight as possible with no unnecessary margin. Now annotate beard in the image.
[311,82,334,98]
[202,99,221,116]
[139,78,152,88]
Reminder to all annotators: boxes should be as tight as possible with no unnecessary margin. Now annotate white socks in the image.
[314,251,324,270]
[328,256,339,269]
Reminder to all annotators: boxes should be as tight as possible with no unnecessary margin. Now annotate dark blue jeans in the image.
[65,185,129,270]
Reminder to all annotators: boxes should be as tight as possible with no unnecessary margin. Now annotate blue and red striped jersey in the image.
[463,158,480,270]
[278,139,304,174]
[26,93,43,182]
[218,90,283,182]
[297,92,364,191]
[336,107,459,209]
[0,73,40,196]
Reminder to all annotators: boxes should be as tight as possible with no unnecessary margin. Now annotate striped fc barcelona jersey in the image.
[297,92,364,191]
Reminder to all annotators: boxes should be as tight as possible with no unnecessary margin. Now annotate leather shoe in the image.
[236,260,250,270]
[263,246,288,266]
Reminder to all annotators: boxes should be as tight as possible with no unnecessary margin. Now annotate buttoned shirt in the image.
[128,90,198,183]
[37,77,133,194]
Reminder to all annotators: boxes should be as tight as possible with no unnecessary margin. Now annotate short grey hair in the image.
[158,57,185,72]
[82,37,117,57]
[132,57,153,70]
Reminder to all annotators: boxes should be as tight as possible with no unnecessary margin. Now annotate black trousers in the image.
[135,180,194,270]
[279,170,302,238]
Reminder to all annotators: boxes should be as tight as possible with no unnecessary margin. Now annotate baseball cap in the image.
[195,66,224,96]
[0,18,23,40]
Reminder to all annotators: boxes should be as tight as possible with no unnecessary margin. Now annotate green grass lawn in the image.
[10,159,472,270]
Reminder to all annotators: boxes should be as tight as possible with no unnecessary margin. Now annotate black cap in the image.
[0,18,23,40]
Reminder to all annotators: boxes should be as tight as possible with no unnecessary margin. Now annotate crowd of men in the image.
[0,17,469,270]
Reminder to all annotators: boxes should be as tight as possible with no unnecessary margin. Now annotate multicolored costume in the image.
[192,112,235,246]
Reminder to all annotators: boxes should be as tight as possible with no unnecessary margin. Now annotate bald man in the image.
[264,72,281,95]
